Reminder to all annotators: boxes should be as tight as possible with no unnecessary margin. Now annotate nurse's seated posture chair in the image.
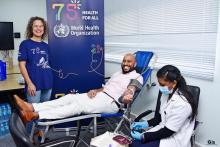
[9,111,79,147]
[133,85,200,147]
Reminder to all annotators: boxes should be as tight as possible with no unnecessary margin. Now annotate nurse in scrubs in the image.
[130,65,196,147]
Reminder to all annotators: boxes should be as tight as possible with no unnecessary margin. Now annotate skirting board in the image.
[195,143,203,147]
[195,142,214,147]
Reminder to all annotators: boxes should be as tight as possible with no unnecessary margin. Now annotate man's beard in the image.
[121,65,135,74]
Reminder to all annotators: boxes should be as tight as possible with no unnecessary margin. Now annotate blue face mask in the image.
[159,86,173,95]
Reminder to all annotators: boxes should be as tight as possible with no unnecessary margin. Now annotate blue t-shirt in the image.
[18,39,53,91]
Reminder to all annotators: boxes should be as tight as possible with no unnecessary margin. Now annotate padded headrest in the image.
[135,51,153,74]
[134,51,153,83]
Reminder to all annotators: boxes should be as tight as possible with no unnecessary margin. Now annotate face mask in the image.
[159,86,173,95]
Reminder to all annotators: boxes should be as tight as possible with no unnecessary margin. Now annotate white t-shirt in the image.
[103,70,143,103]
[146,91,195,147]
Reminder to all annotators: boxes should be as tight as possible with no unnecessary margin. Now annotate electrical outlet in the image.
[207,140,217,145]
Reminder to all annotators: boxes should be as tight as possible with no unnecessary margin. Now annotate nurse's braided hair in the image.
[156,65,196,121]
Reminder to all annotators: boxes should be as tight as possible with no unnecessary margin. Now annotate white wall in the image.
[0,0,220,146]
[0,0,46,65]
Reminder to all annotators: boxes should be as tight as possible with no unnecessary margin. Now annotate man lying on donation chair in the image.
[14,53,143,123]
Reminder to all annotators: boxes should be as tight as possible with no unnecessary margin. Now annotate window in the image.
[105,0,219,80]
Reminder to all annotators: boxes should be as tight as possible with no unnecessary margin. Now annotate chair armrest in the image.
[134,110,153,122]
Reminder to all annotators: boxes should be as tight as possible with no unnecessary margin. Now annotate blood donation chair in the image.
[74,51,156,145]
[98,51,156,134]
[30,51,156,146]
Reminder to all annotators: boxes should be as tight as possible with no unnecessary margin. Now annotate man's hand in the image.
[87,90,97,98]
[122,89,134,104]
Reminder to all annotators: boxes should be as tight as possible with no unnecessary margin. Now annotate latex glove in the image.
[131,120,149,130]
[131,130,142,141]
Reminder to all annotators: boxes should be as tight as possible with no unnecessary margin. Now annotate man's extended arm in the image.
[121,85,137,104]
[120,79,143,104]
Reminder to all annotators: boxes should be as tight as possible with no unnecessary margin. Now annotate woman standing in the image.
[18,16,53,136]
[18,16,53,103]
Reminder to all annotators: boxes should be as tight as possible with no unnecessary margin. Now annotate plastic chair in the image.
[9,111,79,147]
[188,85,200,146]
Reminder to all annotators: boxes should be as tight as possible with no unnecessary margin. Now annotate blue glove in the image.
[131,120,149,130]
[131,130,142,141]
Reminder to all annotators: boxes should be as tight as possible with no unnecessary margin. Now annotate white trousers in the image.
[32,92,119,119]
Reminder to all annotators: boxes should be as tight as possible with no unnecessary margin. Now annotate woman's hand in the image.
[131,130,143,141]
[27,83,36,96]
[131,121,149,130]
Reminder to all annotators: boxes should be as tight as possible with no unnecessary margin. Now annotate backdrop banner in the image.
[46,0,104,96]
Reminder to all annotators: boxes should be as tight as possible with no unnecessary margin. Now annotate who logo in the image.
[53,23,70,37]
